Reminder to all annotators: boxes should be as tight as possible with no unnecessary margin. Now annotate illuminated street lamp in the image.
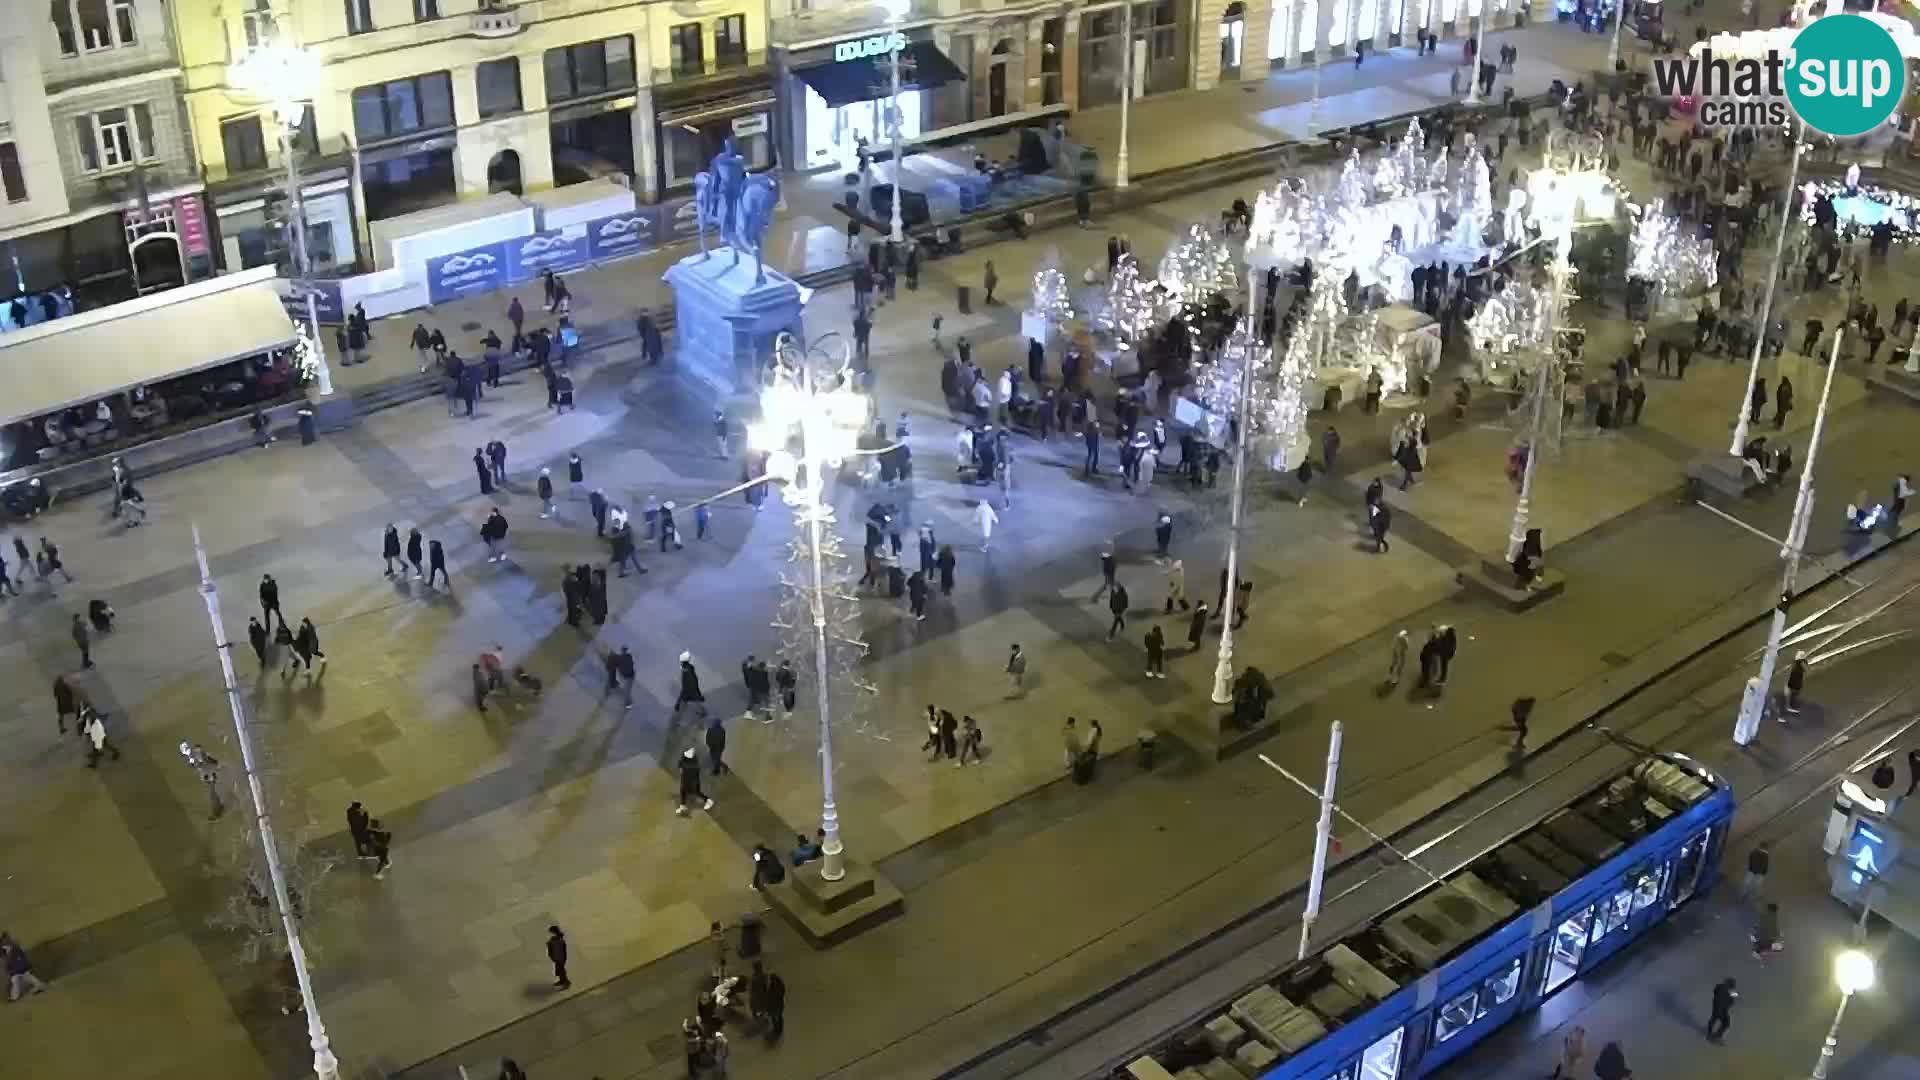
[1811,949,1876,1080]
[878,0,909,243]
[232,41,333,398]
[749,333,873,883]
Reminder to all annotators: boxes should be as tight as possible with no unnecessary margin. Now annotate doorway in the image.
[487,149,523,195]
[988,38,1014,117]
[129,234,185,295]
[1220,2,1245,79]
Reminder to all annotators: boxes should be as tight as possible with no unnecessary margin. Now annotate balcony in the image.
[471,1,523,38]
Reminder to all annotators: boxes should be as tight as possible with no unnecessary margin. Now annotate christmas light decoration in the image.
[1097,254,1160,364]
[1158,223,1239,314]
[1627,199,1719,309]
[1028,256,1075,329]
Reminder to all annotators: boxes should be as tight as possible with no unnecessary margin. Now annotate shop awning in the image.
[794,42,965,109]
[0,267,296,429]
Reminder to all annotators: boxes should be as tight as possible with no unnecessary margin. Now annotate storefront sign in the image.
[173,195,211,258]
[661,196,705,241]
[586,209,660,260]
[834,31,906,62]
[505,227,591,282]
[427,242,511,305]
[731,113,770,138]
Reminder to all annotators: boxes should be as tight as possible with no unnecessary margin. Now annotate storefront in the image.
[1080,0,1190,107]
[653,67,778,195]
[779,30,968,174]
[210,171,358,279]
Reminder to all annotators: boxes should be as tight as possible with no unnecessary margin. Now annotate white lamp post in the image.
[1729,123,1804,456]
[1734,330,1843,745]
[1210,317,1261,706]
[751,334,872,883]
[1466,0,1490,104]
[878,0,909,243]
[1118,0,1134,189]
[191,525,339,1080]
[234,41,333,398]
[1606,0,1627,71]
[1811,949,1876,1079]
[1505,231,1572,562]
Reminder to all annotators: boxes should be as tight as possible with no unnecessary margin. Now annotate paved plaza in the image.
[5,9,1920,1080]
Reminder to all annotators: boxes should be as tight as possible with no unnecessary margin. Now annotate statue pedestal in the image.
[664,247,807,399]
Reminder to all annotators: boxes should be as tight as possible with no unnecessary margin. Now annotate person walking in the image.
[1785,651,1807,714]
[1706,977,1738,1041]
[406,528,425,579]
[3,937,49,1000]
[936,544,957,596]
[907,570,929,620]
[974,499,999,551]
[537,468,555,518]
[1509,696,1535,744]
[706,719,729,776]
[983,260,1000,306]
[676,652,708,720]
[1145,624,1166,679]
[1106,580,1130,641]
[428,539,450,589]
[1061,717,1082,769]
[482,508,510,562]
[82,706,121,767]
[1773,375,1794,429]
[1164,559,1189,613]
[474,448,494,495]
[1748,377,1767,425]
[1154,513,1174,560]
[52,675,80,735]
[257,573,285,630]
[762,965,787,1040]
[1093,546,1118,602]
[293,617,326,674]
[676,746,714,815]
[1005,644,1027,697]
[1740,844,1769,900]
[1549,1025,1586,1079]
[1385,629,1410,689]
[1369,502,1393,553]
[1752,901,1783,957]
[612,522,647,577]
[38,538,71,583]
[382,524,402,576]
[71,613,93,669]
[1187,602,1210,652]
[546,925,570,990]
[590,489,610,538]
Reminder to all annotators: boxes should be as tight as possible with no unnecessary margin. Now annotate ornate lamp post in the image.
[1811,950,1876,1079]
[878,0,910,243]
[233,41,333,398]
[750,334,873,882]
[1118,0,1134,188]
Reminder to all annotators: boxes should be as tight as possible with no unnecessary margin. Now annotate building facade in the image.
[1262,0,1521,71]
[2,0,208,324]
[178,0,770,276]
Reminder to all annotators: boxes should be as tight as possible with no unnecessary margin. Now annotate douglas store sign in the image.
[834,31,906,62]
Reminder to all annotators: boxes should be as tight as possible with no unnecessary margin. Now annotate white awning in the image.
[0,266,296,428]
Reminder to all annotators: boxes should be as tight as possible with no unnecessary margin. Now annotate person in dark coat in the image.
[561,569,583,627]
[1592,1041,1630,1080]
[936,545,957,596]
[259,574,283,629]
[1436,625,1458,683]
[406,528,424,578]
[1707,977,1737,1041]
[382,524,402,576]
[590,568,609,625]
[537,469,554,518]
[1106,581,1130,640]
[53,674,80,734]
[293,617,326,673]
[907,570,929,619]
[428,540,450,589]
[676,652,707,719]
[1773,376,1794,429]
[474,449,494,495]
[1370,503,1393,552]
[676,746,713,814]
[706,720,729,775]
[546,925,570,989]
[1145,624,1166,678]
[246,617,270,671]
[1187,602,1210,651]
[589,489,609,536]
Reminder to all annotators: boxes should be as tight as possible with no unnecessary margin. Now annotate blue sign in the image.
[660,196,704,241]
[426,242,510,305]
[585,209,660,260]
[281,280,345,325]
[1848,820,1888,886]
[505,227,590,283]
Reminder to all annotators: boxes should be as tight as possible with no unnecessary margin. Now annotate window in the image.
[345,0,373,34]
[242,0,276,47]
[1596,890,1633,940]
[1433,988,1478,1043]
[1476,958,1523,1020]
[715,14,747,67]
[413,0,439,21]
[1542,905,1594,994]
[51,0,138,54]
[476,58,522,118]
[669,23,705,77]
[1360,1027,1403,1080]
[1631,863,1668,914]
[113,0,135,43]
[1319,1065,1358,1080]
[0,143,25,203]
[351,72,454,142]
[544,37,635,102]
[221,114,269,172]
[1041,17,1064,104]
[74,106,154,172]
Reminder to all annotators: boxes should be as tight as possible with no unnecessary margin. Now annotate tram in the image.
[1120,753,1732,1080]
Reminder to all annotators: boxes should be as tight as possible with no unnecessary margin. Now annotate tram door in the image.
[1670,828,1714,908]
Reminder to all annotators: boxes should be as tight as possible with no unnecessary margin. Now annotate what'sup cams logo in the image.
[1651,13,1909,136]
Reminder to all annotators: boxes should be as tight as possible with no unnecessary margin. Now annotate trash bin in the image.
[1138,730,1158,771]
[738,913,764,959]
[956,285,972,315]
[297,408,316,446]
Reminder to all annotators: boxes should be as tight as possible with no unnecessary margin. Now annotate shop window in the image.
[351,72,454,143]
[74,106,154,173]
[0,143,25,203]
[1041,17,1063,105]
[1476,957,1523,1019]
[1433,988,1477,1043]
[545,36,635,102]
[1360,1026,1403,1080]
[1298,0,1318,51]
[344,0,373,35]
[716,14,747,68]
[1631,863,1668,913]
[413,0,440,21]
[1543,904,1594,994]
[221,114,269,173]
[669,23,705,78]
[476,58,523,118]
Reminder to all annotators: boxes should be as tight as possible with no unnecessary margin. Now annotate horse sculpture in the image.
[737,172,781,285]
[690,155,781,284]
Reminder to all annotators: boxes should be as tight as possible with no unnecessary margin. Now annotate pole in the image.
[801,363,846,882]
[1299,721,1344,960]
[888,43,904,244]
[1734,329,1843,745]
[282,120,332,397]
[1730,122,1801,456]
[1308,23,1322,134]
[1211,272,1264,706]
[1809,991,1853,1080]
[1606,0,1626,70]
[192,525,339,1080]
[1117,0,1133,189]
[1465,1,1489,104]
[1504,233,1567,562]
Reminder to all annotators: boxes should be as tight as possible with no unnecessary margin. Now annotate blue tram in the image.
[1123,753,1733,1080]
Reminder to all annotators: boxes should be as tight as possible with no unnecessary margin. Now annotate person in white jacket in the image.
[974,499,1000,551]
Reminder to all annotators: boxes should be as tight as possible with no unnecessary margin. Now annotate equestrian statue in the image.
[692,137,782,284]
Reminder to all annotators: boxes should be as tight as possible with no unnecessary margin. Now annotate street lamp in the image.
[878,0,909,243]
[190,525,339,1080]
[1118,0,1134,189]
[1465,0,1490,105]
[1606,0,1627,71]
[1811,949,1876,1079]
[1729,123,1806,457]
[1505,229,1574,563]
[750,333,873,883]
[233,40,333,398]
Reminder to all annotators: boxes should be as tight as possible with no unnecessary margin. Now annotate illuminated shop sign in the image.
[834,32,906,62]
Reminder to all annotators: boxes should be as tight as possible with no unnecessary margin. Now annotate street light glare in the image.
[1835,949,1876,994]
[232,43,323,125]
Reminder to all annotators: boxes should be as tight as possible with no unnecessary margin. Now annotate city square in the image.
[5,1,1920,1079]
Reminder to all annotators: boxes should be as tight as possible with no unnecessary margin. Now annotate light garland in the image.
[1627,199,1719,299]
[1029,260,1074,328]
[1797,176,1919,238]
[1097,254,1160,361]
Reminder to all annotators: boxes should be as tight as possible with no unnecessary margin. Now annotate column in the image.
[1026,18,1047,104]
[1062,16,1082,106]
[1194,0,1226,90]
[1242,0,1274,78]
[519,52,556,191]
[449,62,483,197]
[632,86,660,203]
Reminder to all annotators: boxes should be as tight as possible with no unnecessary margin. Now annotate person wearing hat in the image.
[676,652,707,719]
[537,467,555,519]
[676,746,714,815]
[1784,651,1808,716]
[659,501,680,552]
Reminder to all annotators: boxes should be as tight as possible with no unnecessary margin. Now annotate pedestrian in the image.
[1385,629,1409,689]
[474,448,493,495]
[1062,717,1081,769]
[547,925,570,989]
[1510,696,1535,743]
[1752,901,1783,956]
[3,938,49,1000]
[922,707,943,758]
[1549,1025,1586,1079]
[939,709,959,760]
[406,528,424,578]
[775,659,797,712]
[676,651,708,720]
[1773,375,1794,429]
[482,508,511,562]
[762,966,787,1040]
[71,612,92,668]
[34,538,70,583]
[1154,513,1173,560]
[347,801,373,858]
[82,706,120,767]
[1322,426,1341,472]
[537,468,555,518]
[0,548,12,597]
[366,817,391,876]
[428,539,450,589]
[497,1060,527,1080]
[1145,624,1166,679]
[659,501,681,552]
[1106,580,1129,640]
[1748,377,1767,424]
[974,499,998,551]
[713,410,730,458]
[1740,843,1769,900]
[1592,1041,1631,1080]
[706,719,729,775]
[1005,643,1027,697]
[1785,651,1807,713]
[381,524,402,576]
[676,746,714,815]
[1436,624,1457,684]
[52,675,79,735]
[1369,502,1393,553]
[983,260,999,305]
[293,617,326,674]
[1187,602,1209,651]
[183,742,224,819]
[1706,976,1738,1041]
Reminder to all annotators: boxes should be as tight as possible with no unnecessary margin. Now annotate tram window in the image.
[1319,1064,1358,1080]
[1477,957,1523,1019]
[1671,829,1711,907]
[1543,905,1594,994]
[1599,890,1633,938]
[1631,863,1667,913]
[1360,1026,1404,1080]
[1434,988,1478,1042]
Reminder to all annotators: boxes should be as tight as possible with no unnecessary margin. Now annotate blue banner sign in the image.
[426,242,510,305]
[585,209,660,260]
[280,279,345,324]
[505,227,591,282]
[660,196,703,241]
